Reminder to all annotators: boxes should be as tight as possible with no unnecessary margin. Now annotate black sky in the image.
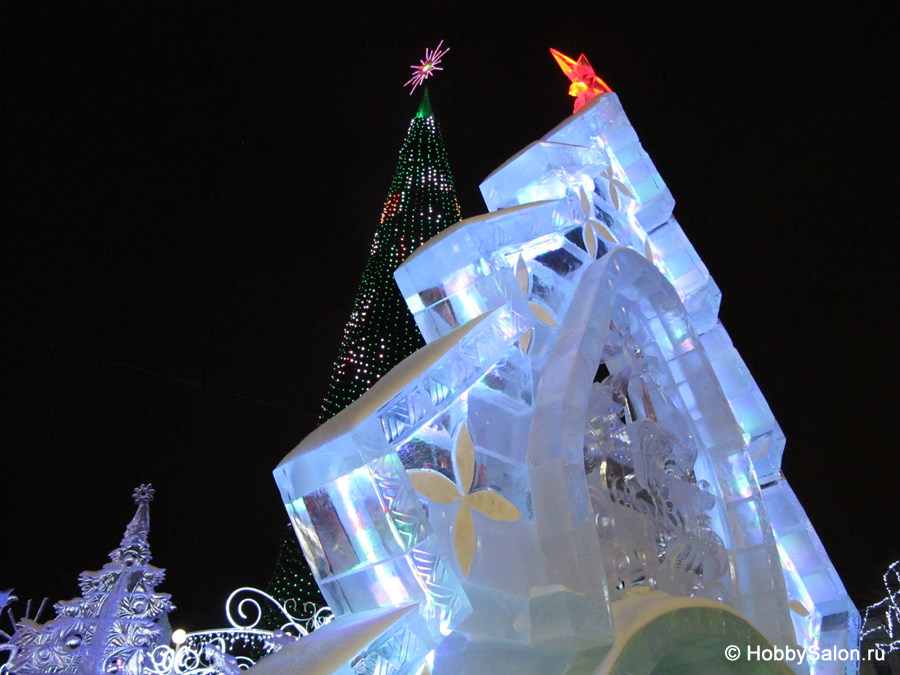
[2,3,899,632]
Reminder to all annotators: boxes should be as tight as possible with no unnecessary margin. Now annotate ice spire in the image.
[119,484,154,548]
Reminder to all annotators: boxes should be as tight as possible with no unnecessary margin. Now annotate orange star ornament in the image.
[550,48,612,113]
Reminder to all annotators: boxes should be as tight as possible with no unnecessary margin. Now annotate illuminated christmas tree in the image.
[264,60,461,625]
[319,87,461,420]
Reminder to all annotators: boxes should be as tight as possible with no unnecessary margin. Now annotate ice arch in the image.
[527,248,790,650]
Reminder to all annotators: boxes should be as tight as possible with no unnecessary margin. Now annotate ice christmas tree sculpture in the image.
[271,60,858,675]
[5,485,174,675]
[263,88,462,626]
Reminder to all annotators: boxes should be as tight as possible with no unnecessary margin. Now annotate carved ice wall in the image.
[274,92,858,675]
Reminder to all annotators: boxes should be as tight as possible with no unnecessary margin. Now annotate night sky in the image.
[3,4,898,633]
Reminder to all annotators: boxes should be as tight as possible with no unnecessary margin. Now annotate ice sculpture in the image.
[274,89,857,675]
[2,486,175,675]
[474,90,858,673]
[0,592,16,614]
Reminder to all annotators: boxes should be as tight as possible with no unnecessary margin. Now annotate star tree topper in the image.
[550,48,612,112]
[405,40,449,94]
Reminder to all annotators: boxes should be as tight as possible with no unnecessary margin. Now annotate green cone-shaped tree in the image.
[320,89,461,419]
[262,89,462,627]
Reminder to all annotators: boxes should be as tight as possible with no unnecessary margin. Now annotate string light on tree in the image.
[319,86,461,421]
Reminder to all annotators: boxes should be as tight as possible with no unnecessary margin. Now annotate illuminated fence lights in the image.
[143,588,333,675]
[861,560,900,655]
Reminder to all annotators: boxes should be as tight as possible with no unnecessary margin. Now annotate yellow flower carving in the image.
[575,186,618,261]
[601,166,634,211]
[513,254,559,356]
[408,423,521,577]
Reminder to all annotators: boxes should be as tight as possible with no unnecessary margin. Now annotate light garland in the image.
[861,560,900,654]
[147,587,333,675]
[264,79,461,654]
[319,91,461,421]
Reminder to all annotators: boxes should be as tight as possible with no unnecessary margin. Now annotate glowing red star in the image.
[550,48,612,112]
[405,40,449,94]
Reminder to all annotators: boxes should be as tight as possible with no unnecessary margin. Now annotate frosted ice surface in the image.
[541,93,674,233]
[275,305,538,673]
[395,198,594,351]
[479,141,601,210]
[282,246,800,671]
[478,99,716,339]
[761,475,860,675]
[475,90,786,536]
[646,217,721,335]
[700,321,785,481]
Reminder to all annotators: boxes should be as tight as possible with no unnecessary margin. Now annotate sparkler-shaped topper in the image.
[550,48,612,113]
[405,40,449,94]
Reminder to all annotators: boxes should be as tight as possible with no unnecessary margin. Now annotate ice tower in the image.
[272,60,858,675]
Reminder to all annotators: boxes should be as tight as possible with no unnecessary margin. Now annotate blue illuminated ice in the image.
[274,91,857,675]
